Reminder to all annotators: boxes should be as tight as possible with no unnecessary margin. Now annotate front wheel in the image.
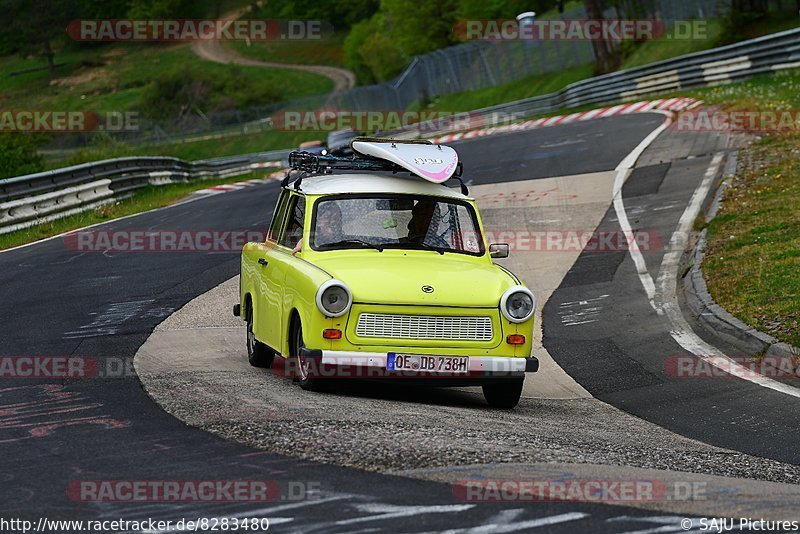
[482,379,524,409]
[292,322,325,391]
[246,310,274,368]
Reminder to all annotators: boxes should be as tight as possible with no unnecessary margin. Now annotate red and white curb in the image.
[430,97,703,144]
[251,161,283,169]
[196,178,273,195]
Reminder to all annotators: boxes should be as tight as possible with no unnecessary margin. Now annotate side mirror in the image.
[489,243,509,259]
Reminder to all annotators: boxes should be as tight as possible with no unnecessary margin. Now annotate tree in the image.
[0,0,78,78]
[724,0,771,43]
[731,0,769,14]
[583,0,618,73]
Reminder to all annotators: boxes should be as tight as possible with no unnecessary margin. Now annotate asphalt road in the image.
[543,129,800,465]
[0,114,720,532]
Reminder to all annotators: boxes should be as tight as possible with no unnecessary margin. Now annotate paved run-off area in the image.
[136,159,800,520]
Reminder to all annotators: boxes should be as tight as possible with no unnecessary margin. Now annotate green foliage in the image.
[352,14,409,83]
[0,133,45,179]
[379,0,458,56]
[139,65,283,120]
[343,18,380,84]
[344,0,461,84]
[0,0,78,73]
[343,0,562,84]
[720,9,767,45]
[65,132,134,167]
[455,0,550,19]
[127,0,208,18]
[249,0,380,29]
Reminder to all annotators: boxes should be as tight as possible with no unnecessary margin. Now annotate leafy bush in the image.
[248,0,380,30]
[0,133,45,179]
[343,0,555,84]
[139,66,282,121]
[127,0,207,18]
[343,18,380,84]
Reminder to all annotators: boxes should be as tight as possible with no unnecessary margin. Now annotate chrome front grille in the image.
[355,313,494,341]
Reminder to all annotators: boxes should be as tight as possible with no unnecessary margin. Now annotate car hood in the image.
[311,251,517,307]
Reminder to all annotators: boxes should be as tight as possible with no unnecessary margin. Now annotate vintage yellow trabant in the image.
[234,139,537,408]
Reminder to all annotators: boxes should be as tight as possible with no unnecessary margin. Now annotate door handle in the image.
[258,258,268,266]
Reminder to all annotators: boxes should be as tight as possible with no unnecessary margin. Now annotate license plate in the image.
[387,353,469,374]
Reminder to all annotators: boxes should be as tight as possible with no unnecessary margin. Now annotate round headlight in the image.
[315,280,352,317]
[500,286,535,323]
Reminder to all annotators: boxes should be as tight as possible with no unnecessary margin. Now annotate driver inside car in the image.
[406,199,449,248]
[294,201,344,254]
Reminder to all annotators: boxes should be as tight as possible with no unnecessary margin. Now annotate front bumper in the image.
[297,348,538,386]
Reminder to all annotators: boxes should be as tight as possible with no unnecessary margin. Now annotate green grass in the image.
[133,129,323,161]
[422,64,594,111]
[619,20,725,69]
[0,43,333,114]
[0,170,273,251]
[44,128,324,168]
[688,69,800,111]
[621,13,799,71]
[228,32,347,67]
[703,134,800,348]
[683,68,800,349]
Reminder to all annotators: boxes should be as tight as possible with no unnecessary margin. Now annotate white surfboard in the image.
[351,139,459,183]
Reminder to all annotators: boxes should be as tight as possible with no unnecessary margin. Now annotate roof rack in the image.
[288,151,407,175]
[284,138,468,195]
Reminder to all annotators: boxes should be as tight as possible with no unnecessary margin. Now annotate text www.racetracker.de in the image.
[0,517,272,533]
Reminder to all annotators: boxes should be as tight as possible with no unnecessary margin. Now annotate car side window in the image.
[279,195,306,249]
[267,190,291,242]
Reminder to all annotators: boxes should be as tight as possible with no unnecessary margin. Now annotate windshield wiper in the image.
[412,242,447,255]
[319,239,384,252]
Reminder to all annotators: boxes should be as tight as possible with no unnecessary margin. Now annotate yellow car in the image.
[234,139,537,408]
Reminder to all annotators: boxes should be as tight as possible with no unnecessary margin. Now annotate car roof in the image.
[296,173,472,200]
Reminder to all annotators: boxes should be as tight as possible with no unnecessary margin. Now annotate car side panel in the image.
[241,242,285,350]
[276,252,335,356]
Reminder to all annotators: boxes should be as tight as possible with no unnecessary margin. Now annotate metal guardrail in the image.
[3,27,799,236]
[0,151,288,235]
[401,27,800,138]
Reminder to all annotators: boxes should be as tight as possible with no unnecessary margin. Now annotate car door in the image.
[257,192,306,352]
[253,189,291,351]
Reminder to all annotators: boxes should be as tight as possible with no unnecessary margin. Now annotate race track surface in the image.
[3,113,795,531]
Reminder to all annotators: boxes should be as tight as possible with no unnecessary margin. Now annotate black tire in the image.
[482,379,524,409]
[292,321,324,391]
[246,307,274,368]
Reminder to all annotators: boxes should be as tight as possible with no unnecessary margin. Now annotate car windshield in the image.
[311,195,484,255]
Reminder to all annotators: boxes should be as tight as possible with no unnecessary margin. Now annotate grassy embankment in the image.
[687,70,800,348]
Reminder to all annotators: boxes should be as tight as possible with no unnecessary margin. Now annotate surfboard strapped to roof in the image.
[287,138,462,184]
[350,138,459,183]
